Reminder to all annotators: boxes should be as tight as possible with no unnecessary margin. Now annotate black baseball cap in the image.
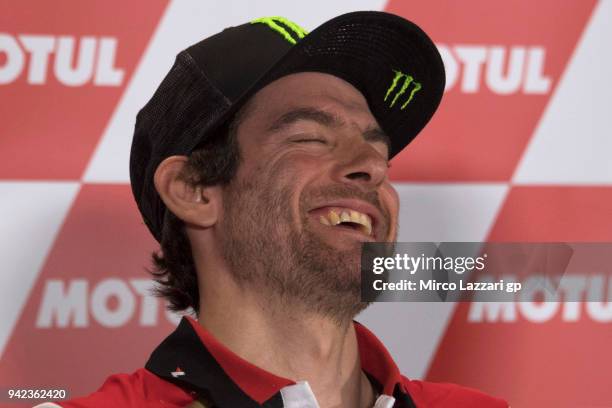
[130,11,445,242]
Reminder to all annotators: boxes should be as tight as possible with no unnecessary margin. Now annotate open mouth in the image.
[316,208,373,237]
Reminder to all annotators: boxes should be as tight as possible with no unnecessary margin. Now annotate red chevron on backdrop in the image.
[428,187,612,407]
[386,0,597,181]
[0,0,168,179]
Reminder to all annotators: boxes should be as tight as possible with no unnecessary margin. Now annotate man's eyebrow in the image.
[268,107,345,132]
[364,127,392,156]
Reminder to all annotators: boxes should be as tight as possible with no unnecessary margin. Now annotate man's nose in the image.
[331,140,388,190]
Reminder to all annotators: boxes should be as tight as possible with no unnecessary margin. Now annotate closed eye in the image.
[292,138,327,144]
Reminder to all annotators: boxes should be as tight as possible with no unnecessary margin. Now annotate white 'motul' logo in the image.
[0,34,124,86]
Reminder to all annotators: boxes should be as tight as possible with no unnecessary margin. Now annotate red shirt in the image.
[39,317,508,407]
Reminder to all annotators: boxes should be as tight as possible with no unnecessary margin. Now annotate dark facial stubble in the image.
[218,175,389,324]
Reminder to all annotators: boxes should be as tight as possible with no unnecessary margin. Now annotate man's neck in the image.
[197,286,375,408]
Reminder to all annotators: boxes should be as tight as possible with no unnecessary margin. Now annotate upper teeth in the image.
[319,209,373,236]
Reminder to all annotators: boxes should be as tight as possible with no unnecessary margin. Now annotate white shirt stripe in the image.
[280,381,395,408]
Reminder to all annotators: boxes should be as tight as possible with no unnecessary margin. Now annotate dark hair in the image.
[150,111,245,314]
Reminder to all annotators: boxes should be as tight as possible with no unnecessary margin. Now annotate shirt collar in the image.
[146,316,414,407]
[353,321,404,396]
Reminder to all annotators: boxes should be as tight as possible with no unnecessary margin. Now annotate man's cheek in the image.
[271,157,321,198]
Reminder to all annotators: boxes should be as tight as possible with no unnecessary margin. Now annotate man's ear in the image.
[153,156,221,228]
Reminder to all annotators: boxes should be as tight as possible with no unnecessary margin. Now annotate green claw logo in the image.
[251,16,308,45]
[384,69,422,110]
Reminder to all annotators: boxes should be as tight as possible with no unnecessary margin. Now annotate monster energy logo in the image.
[384,70,422,110]
[251,16,308,45]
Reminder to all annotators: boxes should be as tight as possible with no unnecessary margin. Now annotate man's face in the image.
[217,72,399,322]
